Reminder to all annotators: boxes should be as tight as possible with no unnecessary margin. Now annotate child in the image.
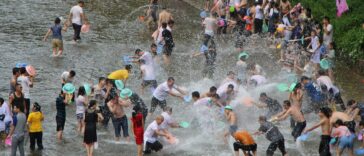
[76,86,88,135]
[131,105,144,156]
[43,17,66,57]
[27,102,44,150]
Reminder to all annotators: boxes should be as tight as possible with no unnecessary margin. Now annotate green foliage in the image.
[291,0,364,62]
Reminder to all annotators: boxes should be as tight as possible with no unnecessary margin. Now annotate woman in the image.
[76,86,88,134]
[84,100,103,156]
[131,105,144,156]
[332,119,355,156]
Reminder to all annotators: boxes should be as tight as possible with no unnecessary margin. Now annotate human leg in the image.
[111,117,122,141]
[29,132,36,150]
[36,132,43,150]
[120,115,130,141]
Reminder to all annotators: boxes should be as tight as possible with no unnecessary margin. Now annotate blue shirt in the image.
[51,24,62,40]
[304,82,323,103]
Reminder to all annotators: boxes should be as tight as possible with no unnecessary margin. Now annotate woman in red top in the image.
[131,105,144,156]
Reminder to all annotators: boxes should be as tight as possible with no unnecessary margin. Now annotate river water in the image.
[0,0,363,156]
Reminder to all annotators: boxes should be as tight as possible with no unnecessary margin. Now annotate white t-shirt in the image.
[61,71,74,83]
[311,36,319,50]
[70,5,84,25]
[323,24,333,46]
[317,76,334,90]
[144,121,161,143]
[0,104,6,131]
[17,76,31,99]
[160,112,173,130]
[153,82,175,101]
[76,95,86,114]
[255,5,264,20]
[193,97,212,107]
[203,17,216,36]
[250,75,267,85]
[1,102,12,123]
[141,64,156,81]
[140,52,154,66]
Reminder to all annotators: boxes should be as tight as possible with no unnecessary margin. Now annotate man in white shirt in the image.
[201,14,217,53]
[160,107,181,138]
[254,1,264,33]
[134,49,154,66]
[322,16,333,46]
[316,70,334,91]
[17,67,33,117]
[139,59,157,95]
[149,77,185,115]
[144,115,169,154]
[61,70,76,85]
[66,0,88,42]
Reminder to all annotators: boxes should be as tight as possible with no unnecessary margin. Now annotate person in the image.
[280,0,291,16]
[148,0,159,24]
[56,91,69,141]
[107,91,131,141]
[301,76,325,112]
[157,7,173,28]
[144,115,169,154]
[345,100,360,122]
[9,67,20,96]
[233,130,257,156]
[119,88,148,122]
[17,67,33,118]
[254,116,287,156]
[149,77,185,115]
[306,30,320,70]
[224,105,238,143]
[289,83,304,109]
[201,13,217,51]
[9,83,25,111]
[317,70,334,91]
[131,105,144,156]
[84,100,103,156]
[0,98,8,146]
[192,91,219,107]
[150,43,158,58]
[108,65,132,86]
[217,84,236,106]
[27,102,44,151]
[66,0,88,42]
[161,22,175,65]
[303,107,332,156]
[134,49,154,66]
[332,119,355,156]
[271,100,306,141]
[160,107,181,141]
[76,86,88,134]
[61,70,76,85]
[236,54,248,84]
[322,16,333,46]
[139,59,157,95]
[92,77,106,106]
[358,121,364,147]
[253,93,282,118]
[249,74,267,87]
[330,110,356,133]
[201,86,217,98]
[43,17,66,57]
[8,104,27,156]
[101,79,116,128]
[253,1,264,33]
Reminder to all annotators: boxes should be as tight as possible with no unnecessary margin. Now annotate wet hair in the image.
[19,67,26,74]
[211,93,220,99]
[139,59,146,64]
[294,83,302,91]
[168,77,175,81]
[89,100,97,109]
[319,107,332,118]
[70,70,76,77]
[329,42,336,50]
[98,77,106,83]
[14,103,24,113]
[228,84,234,89]
[161,22,167,29]
[163,106,172,113]
[78,86,86,96]
[0,98,4,105]
[347,99,356,106]
[260,92,267,97]
[321,85,328,92]
[259,116,267,122]
[301,76,310,82]
[283,100,291,107]
[318,70,326,76]
[55,17,61,24]
[360,121,364,127]
[33,102,41,112]
[192,91,200,99]
[132,105,142,117]
[323,16,330,23]
[209,86,217,92]
[78,0,85,4]
[125,65,132,71]
[168,20,175,25]
[12,67,19,75]
[151,43,157,48]
[335,119,344,126]
[135,49,142,55]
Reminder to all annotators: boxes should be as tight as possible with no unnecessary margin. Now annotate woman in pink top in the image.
[332,119,355,156]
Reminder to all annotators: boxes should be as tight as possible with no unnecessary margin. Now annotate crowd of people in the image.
[0,0,363,156]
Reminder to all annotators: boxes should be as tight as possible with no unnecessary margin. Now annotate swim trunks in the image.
[229,125,238,134]
[291,120,306,140]
[233,142,257,152]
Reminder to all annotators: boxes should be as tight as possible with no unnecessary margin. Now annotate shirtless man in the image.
[152,7,173,40]
[107,92,131,141]
[224,105,237,143]
[329,111,356,133]
[303,107,332,156]
[272,100,306,141]
[9,67,20,96]
[345,100,360,121]
[192,91,221,107]
[200,86,217,98]
[280,0,291,16]
[289,83,303,109]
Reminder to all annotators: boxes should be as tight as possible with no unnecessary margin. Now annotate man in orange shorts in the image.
[233,130,257,156]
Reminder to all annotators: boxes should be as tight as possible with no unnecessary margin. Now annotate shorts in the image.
[344,120,356,133]
[141,80,157,88]
[338,134,355,149]
[266,139,287,156]
[0,131,6,141]
[52,39,63,49]
[150,97,167,113]
[163,45,173,56]
[145,141,163,153]
[291,121,306,140]
[76,113,84,121]
[56,116,66,131]
[229,125,238,134]
[233,142,257,152]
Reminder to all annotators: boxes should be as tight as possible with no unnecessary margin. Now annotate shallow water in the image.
[0,0,363,156]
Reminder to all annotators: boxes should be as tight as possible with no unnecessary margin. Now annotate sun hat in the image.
[62,83,76,94]
[115,80,124,90]
[83,83,92,96]
[289,83,297,92]
[120,88,133,99]
[320,59,330,70]
[25,65,36,76]
[224,105,233,110]
[238,52,249,59]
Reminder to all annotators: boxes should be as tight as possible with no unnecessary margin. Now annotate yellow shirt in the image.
[108,69,129,80]
[27,112,44,132]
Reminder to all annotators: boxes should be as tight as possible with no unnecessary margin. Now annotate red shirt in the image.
[131,113,144,133]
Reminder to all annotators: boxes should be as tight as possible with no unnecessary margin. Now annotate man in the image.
[148,0,159,24]
[272,100,306,141]
[224,105,238,143]
[61,70,76,86]
[119,88,148,122]
[107,65,132,86]
[217,84,236,106]
[56,92,68,141]
[160,107,181,141]
[254,116,288,156]
[201,86,217,98]
[253,93,282,118]
[201,13,217,51]
[101,79,117,128]
[66,0,88,42]
[92,77,106,106]
[329,111,356,133]
[9,67,20,96]
[134,49,154,66]
[161,22,175,65]
[144,115,169,154]
[8,104,27,156]
[322,16,333,46]
[139,59,157,95]
[233,130,257,156]
[253,1,264,33]
[149,77,185,115]
[303,107,332,156]
[150,43,158,57]
[301,76,325,112]
[17,67,33,117]
[107,91,131,141]
[192,91,220,107]
[316,70,334,91]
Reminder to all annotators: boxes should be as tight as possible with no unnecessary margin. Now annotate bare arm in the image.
[304,119,324,133]
[275,109,290,121]
[43,29,52,41]
[253,101,267,108]
[97,112,104,121]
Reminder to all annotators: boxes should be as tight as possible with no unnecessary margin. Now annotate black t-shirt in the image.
[259,121,284,142]
[56,95,66,119]
[162,29,174,48]
[264,97,282,114]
